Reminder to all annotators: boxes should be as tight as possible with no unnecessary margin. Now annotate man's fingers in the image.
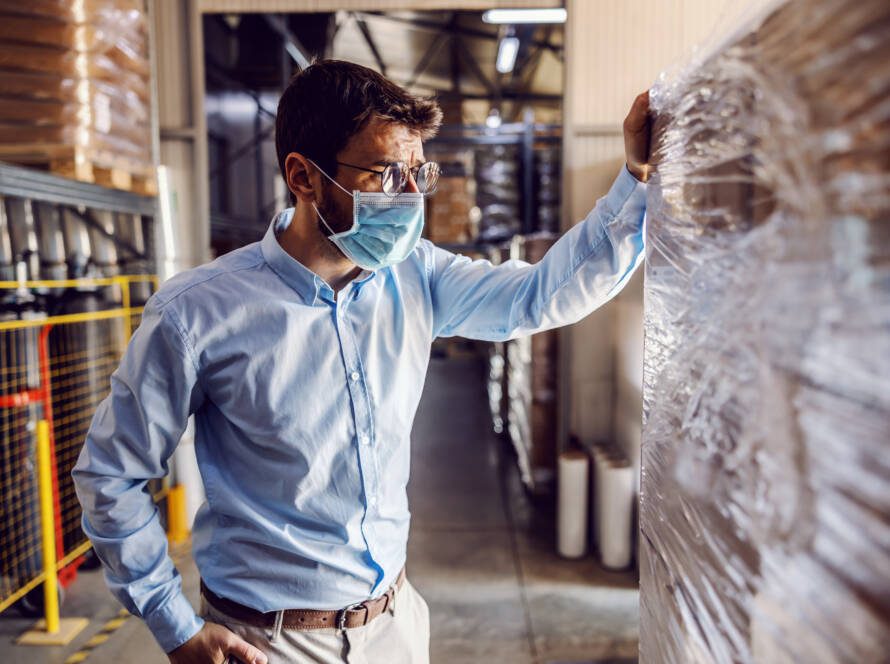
[624,91,651,133]
[225,633,268,664]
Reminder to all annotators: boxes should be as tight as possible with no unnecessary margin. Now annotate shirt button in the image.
[350,371,360,382]
[359,433,370,445]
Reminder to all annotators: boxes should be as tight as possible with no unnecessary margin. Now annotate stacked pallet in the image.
[0,0,155,195]
[640,0,890,660]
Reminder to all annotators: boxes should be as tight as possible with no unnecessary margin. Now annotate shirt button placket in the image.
[338,304,378,529]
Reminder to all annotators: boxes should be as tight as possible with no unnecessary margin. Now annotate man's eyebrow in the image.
[371,158,427,167]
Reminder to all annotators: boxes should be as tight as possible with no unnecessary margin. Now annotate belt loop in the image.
[271,610,284,642]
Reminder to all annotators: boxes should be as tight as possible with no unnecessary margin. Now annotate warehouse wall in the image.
[561,0,773,469]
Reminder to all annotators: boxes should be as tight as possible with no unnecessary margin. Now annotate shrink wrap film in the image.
[640,0,890,662]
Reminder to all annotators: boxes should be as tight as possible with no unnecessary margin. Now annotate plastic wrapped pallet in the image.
[534,146,561,233]
[475,145,521,241]
[640,0,890,662]
[0,0,155,193]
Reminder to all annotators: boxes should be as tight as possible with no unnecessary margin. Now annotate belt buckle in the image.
[336,602,366,631]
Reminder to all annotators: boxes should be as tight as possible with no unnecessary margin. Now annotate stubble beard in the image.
[315,182,351,263]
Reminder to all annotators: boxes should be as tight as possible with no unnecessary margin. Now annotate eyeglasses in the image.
[336,161,441,196]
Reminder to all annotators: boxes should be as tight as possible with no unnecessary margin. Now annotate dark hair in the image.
[275,60,443,182]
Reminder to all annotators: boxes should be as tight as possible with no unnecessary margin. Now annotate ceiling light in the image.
[483,8,567,24]
[486,108,502,129]
[496,36,520,74]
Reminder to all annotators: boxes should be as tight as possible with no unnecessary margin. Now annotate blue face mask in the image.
[309,161,425,271]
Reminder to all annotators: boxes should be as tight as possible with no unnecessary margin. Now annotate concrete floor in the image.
[0,354,639,663]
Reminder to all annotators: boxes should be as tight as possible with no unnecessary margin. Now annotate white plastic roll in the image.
[557,450,590,558]
[596,456,634,569]
[591,443,623,550]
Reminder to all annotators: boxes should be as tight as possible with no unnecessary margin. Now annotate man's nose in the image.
[404,170,420,194]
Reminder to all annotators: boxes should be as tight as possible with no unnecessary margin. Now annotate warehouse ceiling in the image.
[204,10,564,123]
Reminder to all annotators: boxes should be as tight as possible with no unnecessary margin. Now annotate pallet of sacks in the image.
[0,0,155,195]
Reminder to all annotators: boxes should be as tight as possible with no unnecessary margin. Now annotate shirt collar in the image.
[261,209,376,305]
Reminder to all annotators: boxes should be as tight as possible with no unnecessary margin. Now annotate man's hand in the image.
[624,90,653,182]
[168,622,268,664]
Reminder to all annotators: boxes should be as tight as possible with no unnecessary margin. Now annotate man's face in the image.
[317,116,425,236]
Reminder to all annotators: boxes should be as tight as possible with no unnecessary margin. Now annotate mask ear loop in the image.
[307,158,352,197]
[307,158,357,237]
[312,202,340,237]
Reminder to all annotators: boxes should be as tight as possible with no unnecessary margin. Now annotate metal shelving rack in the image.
[0,162,158,219]
[428,119,561,239]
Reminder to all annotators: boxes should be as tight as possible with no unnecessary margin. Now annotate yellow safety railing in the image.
[0,275,171,626]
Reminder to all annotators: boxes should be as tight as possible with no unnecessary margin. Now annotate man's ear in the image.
[284,153,320,203]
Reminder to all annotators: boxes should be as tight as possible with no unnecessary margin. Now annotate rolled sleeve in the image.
[427,165,646,341]
[73,298,205,653]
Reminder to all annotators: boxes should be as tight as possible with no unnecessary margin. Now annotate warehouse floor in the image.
[0,354,638,664]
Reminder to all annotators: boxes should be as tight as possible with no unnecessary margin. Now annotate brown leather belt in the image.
[200,567,407,631]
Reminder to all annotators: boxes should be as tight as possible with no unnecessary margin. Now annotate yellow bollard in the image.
[167,484,189,544]
[36,420,59,634]
[18,420,88,645]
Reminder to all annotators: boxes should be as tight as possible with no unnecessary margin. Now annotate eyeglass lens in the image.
[381,162,440,195]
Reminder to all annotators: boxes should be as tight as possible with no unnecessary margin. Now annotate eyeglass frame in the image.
[335,160,441,196]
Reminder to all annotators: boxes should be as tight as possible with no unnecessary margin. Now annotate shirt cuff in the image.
[144,590,205,653]
[603,165,647,220]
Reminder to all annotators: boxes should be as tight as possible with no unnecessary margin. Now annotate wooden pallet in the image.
[0,145,157,196]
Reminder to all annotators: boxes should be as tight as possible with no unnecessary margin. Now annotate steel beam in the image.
[264,14,310,70]
[351,13,387,76]
[0,162,157,217]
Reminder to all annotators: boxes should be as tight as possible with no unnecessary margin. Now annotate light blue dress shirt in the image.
[72,166,646,653]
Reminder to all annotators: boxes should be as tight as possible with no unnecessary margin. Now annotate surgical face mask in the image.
[309,160,425,271]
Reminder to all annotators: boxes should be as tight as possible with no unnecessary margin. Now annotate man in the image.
[73,60,652,664]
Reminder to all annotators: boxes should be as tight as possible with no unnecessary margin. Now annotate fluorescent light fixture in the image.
[483,8,567,24]
[496,36,520,73]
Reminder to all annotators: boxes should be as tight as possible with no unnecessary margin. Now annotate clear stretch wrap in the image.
[0,0,152,169]
[640,0,890,662]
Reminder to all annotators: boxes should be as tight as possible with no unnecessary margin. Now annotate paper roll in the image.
[557,450,590,558]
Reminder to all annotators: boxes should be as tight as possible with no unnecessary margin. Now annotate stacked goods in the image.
[425,154,475,245]
[640,0,890,661]
[475,144,521,241]
[486,244,511,435]
[0,0,155,194]
[534,146,560,233]
[525,235,558,483]
[504,234,559,491]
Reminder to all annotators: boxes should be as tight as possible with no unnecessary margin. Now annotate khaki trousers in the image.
[199,579,431,664]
